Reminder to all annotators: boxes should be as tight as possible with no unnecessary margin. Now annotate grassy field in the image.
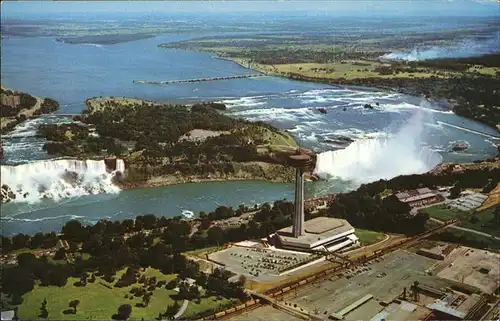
[85,96,160,113]
[183,290,233,319]
[232,59,455,81]
[421,204,500,237]
[379,189,393,198]
[419,204,469,221]
[431,228,500,252]
[185,245,225,259]
[355,229,386,246]
[17,267,224,320]
[461,207,500,238]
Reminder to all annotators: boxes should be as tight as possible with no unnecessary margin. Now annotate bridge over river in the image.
[133,73,266,85]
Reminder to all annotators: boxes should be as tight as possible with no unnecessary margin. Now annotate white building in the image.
[272,217,359,253]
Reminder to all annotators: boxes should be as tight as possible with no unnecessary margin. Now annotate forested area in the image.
[38,100,296,181]
[1,215,247,319]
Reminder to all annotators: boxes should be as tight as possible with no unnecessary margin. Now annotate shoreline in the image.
[117,174,294,190]
[0,87,60,135]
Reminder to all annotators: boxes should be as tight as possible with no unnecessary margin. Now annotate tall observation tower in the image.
[288,151,314,238]
[272,150,359,253]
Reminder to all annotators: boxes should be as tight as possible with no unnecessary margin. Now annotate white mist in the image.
[314,110,442,183]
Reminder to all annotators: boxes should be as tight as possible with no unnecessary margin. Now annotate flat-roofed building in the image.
[273,216,359,252]
[395,188,444,208]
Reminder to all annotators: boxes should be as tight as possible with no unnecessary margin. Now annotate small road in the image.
[173,300,189,319]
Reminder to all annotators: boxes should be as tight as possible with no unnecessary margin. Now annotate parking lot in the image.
[448,192,488,211]
[282,250,454,321]
[209,246,313,282]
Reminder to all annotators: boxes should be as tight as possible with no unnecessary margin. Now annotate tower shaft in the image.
[292,167,305,237]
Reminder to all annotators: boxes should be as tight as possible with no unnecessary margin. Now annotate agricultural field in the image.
[250,60,451,80]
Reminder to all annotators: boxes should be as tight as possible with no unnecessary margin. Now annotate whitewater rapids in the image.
[1,158,125,203]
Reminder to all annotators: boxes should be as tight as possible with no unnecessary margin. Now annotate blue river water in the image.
[1,13,498,235]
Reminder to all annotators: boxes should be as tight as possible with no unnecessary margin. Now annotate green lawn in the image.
[461,207,500,238]
[17,267,224,320]
[183,294,234,319]
[419,204,468,221]
[355,229,385,246]
[379,189,393,198]
[430,228,500,252]
[421,205,500,237]
[185,245,225,259]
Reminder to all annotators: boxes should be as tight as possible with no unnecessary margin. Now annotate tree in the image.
[164,302,179,320]
[116,304,132,320]
[61,220,89,242]
[39,298,48,318]
[238,274,247,286]
[449,185,462,199]
[69,300,80,314]
[494,206,500,225]
[53,247,67,260]
[1,236,13,253]
[2,267,34,297]
[12,233,30,250]
[207,226,225,246]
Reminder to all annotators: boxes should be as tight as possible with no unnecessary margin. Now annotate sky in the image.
[1,0,499,18]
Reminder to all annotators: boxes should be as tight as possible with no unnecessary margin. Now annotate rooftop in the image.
[395,187,436,201]
[277,217,355,249]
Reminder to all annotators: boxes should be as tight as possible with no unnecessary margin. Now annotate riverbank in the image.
[118,161,319,189]
[0,87,60,134]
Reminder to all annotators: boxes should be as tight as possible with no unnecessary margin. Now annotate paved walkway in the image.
[173,300,189,319]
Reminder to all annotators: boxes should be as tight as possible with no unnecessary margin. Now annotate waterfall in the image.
[1,158,125,203]
[314,110,443,183]
[314,138,442,183]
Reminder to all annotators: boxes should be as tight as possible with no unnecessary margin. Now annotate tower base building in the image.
[272,216,359,253]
